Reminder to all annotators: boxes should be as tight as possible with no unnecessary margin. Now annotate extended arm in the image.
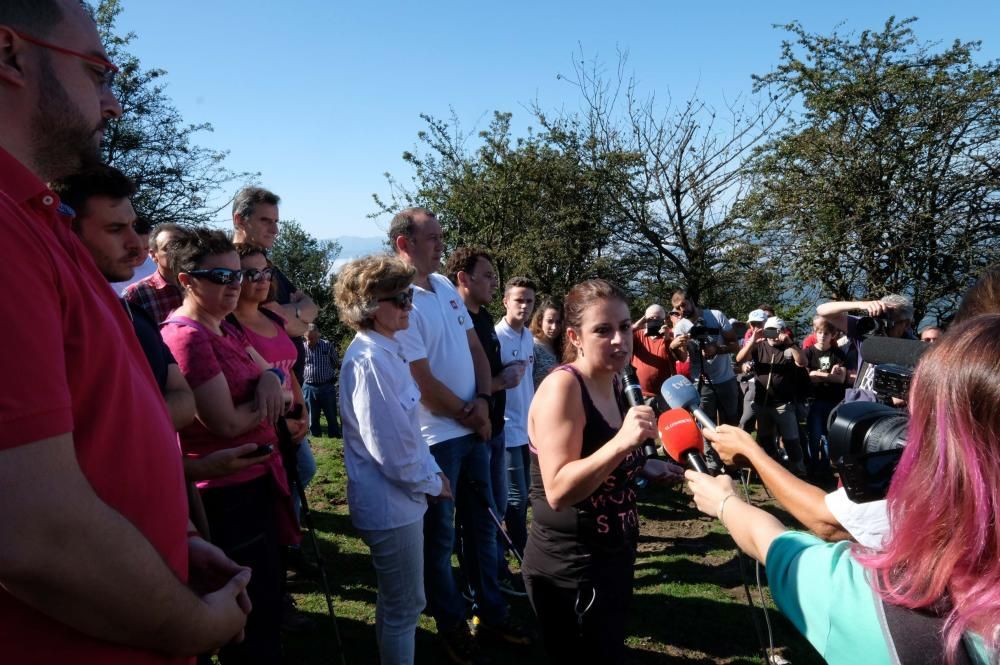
[705,425,852,542]
[685,470,788,563]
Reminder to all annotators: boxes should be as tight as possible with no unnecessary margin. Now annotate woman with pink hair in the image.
[686,314,1000,664]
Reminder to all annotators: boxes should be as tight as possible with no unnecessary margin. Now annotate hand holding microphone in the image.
[657,408,712,475]
[622,365,659,458]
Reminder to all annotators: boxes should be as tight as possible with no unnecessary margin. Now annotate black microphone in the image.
[622,365,659,458]
[860,336,928,368]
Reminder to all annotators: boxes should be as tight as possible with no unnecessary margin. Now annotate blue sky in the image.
[113,1,1000,244]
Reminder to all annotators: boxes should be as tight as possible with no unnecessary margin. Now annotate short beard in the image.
[30,54,103,182]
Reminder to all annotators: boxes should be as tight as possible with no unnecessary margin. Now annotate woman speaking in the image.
[523,279,682,663]
[686,314,1000,664]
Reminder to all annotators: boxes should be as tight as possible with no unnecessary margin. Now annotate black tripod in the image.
[276,418,346,665]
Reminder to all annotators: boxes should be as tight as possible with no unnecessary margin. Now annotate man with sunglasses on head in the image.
[0,2,251,662]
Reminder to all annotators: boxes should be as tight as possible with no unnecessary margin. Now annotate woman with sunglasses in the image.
[334,255,451,665]
[161,228,295,664]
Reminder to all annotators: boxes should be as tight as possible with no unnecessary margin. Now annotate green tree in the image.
[743,17,1000,323]
[375,110,634,301]
[267,220,342,339]
[95,0,255,228]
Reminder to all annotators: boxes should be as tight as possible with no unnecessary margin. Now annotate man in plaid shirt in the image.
[303,324,341,438]
[122,223,184,324]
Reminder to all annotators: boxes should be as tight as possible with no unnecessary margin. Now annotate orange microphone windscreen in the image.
[658,408,703,464]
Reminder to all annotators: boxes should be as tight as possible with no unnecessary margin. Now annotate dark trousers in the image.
[303,380,340,437]
[524,562,635,665]
[200,476,284,665]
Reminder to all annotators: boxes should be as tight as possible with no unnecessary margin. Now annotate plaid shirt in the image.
[122,271,183,325]
[303,338,338,384]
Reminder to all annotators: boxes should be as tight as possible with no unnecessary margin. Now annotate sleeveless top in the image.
[522,364,647,587]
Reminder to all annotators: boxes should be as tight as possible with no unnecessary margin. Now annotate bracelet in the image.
[717,493,738,527]
[266,367,286,384]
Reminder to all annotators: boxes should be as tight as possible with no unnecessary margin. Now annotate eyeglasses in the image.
[243,267,274,283]
[186,268,243,285]
[13,29,119,89]
[378,287,414,309]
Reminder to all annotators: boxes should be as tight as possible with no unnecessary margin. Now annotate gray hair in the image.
[881,294,914,322]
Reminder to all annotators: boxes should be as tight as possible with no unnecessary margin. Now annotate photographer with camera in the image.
[735,317,807,476]
[631,304,675,402]
[686,315,1000,665]
[668,290,741,430]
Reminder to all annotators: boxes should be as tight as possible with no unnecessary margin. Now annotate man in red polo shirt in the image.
[631,303,676,402]
[0,2,249,662]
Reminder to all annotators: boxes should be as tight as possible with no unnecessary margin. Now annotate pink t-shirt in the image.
[161,316,277,489]
[237,315,296,391]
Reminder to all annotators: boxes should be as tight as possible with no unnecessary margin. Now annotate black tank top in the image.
[522,365,646,586]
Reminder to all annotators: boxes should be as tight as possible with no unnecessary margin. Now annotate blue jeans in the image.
[359,520,426,665]
[504,444,531,562]
[425,433,506,628]
[806,399,836,474]
[303,381,340,437]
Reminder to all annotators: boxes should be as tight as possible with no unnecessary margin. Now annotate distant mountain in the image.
[330,235,388,272]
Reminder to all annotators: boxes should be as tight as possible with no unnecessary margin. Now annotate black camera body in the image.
[763,328,779,340]
[856,315,892,337]
[688,319,721,347]
[827,400,909,502]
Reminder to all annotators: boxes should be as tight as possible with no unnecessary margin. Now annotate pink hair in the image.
[857,314,1000,662]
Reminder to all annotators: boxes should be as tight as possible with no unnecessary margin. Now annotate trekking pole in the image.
[467,480,523,565]
[276,418,347,665]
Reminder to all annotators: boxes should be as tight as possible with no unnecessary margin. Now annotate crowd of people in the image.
[1,3,998,665]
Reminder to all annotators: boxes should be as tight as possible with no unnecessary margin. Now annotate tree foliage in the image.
[374,110,633,301]
[549,52,788,318]
[742,17,1000,323]
[268,220,342,337]
[95,0,256,228]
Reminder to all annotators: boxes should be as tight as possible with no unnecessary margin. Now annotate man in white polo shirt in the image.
[494,276,536,597]
[389,208,529,662]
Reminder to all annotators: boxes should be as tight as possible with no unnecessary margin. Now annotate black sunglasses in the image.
[378,287,414,308]
[243,267,274,283]
[186,268,243,285]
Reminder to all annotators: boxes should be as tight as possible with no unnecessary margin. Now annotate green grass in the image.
[282,422,825,664]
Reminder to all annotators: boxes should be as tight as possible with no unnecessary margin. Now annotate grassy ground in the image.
[282,426,825,665]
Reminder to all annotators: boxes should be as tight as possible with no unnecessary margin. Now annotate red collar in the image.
[0,146,52,206]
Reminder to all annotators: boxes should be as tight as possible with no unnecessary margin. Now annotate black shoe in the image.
[473,615,533,646]
[439,623,490,665]
[286,546,320,580]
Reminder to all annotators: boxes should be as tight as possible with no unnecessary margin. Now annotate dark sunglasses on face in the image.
[243,267,274,283]
[378,287,414,308]
[186,268,243,285]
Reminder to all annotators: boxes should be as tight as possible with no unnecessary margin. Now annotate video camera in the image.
[826,336,928,502]
[687,319,721,347]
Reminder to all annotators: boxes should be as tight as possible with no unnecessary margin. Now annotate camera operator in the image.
[685,315,1000,665]
[735,317,807,475]
[668,290,741,429]
[631,304,675,404]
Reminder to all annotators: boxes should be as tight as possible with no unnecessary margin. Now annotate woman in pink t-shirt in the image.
[160,228,293,664]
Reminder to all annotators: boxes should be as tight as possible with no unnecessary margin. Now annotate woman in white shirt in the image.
[334,255,452,665]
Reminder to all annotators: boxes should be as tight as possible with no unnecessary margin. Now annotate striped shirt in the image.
[304,338,338,384]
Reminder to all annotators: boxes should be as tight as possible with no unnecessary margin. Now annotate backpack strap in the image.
[872,585,972,665]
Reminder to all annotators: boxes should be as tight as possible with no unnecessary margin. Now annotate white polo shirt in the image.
[397,272,476,445]
[495,317,535,448]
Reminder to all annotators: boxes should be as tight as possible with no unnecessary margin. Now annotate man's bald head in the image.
[645,304,666,321]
